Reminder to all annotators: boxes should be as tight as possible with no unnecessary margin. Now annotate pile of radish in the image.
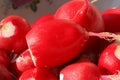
[1,0,120,80]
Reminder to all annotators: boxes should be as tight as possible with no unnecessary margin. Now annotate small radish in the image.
[0,15,31,54]
[11,49,34,76]
[26,19,88,68]
[19,67,58,80]
[54,0,104,54]
[98,42,120,75]
[54,0,104,32]
[102,8,120,32]
[31,14,53,28]
[0,49,10,68]
[60,62,101,80]
[0,65,12,80]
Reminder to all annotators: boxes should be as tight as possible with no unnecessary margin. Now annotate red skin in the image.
[0,65,12,80]
[31,14,53,28]
[54,0,104,54]
[19,67,58,80]
[11,49,34,76]
[0,49,10,68]
[26,19,88,68]
[60,62,101,80]
[54,0,104,32]
[98,42,120,75]
[0,15,31,54]
[102,8,120,32]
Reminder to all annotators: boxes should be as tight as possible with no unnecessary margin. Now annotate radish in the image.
[0,65,12,80]
[102,8,120,32]
[59,62,101,80]
[11,49,34,76]
[54,0,104,54]
[19,67,58,80]
[54,0,104,32]
[0,15,31,54]
[26,19,88,68]
[98,42,120,75]
[0,49,10,68]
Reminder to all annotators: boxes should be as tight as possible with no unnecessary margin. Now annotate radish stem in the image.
[89,32,120,42]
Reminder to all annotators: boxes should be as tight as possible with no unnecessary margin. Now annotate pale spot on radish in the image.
[114,46,120,60]
[60,74,64,80]
[1,22,15,37]
[27,77,35,80]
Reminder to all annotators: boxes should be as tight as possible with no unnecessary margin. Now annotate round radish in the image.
[0,15,31,54]
[98,42,120,74]
[54,0,104,54]
[54,0,104,32]
[60,62,101,80]
[102,8,120,32]
[11,49,34,76]
[26,19,88,68]
[19,67,58,80]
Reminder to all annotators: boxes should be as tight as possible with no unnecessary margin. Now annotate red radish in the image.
[11,49,34,76]
[60,62,101,80]
[0,49,10,68]
[0,15,31,54]
[26,19,88,68]
[31,14,53,27]
[54,0,104,32]
[102,8,120,32]
[19,67,58,80]
[54,0,104,54]
[98,42,120,75]
[0,65,12,80]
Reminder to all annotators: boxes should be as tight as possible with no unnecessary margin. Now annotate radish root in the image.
[89,32,120,42]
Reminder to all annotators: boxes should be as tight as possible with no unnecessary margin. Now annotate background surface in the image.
[0,0,120,24]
